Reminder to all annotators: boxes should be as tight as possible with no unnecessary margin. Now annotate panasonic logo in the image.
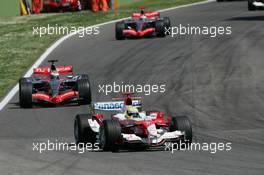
[93,100,141,111]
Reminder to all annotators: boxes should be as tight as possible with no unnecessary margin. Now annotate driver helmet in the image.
[140,9,146,20]
[50,64,59,79]
[125,105,139,119]
[140,9,145,15]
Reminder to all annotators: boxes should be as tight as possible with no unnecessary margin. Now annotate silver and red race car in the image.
[74,93,192,152]
[19,60,91,108]
[115,8,171,40]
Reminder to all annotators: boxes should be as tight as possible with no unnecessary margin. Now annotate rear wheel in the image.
[248,0,256,11]
[163,17,171,35]
[170,116,192,143]
[77,75,92,105]
[99,120,121,152]
[80,74,89,80]
[115,22,125,40]
[74,114,97,145]
[155,20,166,37]
[19,78,33,108]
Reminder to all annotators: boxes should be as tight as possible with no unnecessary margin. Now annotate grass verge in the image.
[0,0,204,98]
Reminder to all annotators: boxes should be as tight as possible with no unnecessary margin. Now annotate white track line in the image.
[0,0,214,111]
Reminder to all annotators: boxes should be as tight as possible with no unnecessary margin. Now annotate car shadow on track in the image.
[105,146,170,154]
[114,149,167,153]
[7,102,80,110]
[227,15,264,21]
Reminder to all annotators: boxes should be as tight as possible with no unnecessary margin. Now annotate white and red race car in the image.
[74,93,192,152]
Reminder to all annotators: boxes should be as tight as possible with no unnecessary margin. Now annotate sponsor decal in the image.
[93,100,141,111]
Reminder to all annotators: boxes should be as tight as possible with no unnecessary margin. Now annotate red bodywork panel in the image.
[116,114,167,138]
[119,116,166,128]
[148,111,165,120]
[32,91,78,103]
[123,28,155,37]
[93,113,104,125]
[33,66,73,75]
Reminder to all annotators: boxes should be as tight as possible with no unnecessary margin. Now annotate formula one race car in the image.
[115,8,171,40]
[19,60,91,108]
[42,0,82,12]
[248,0,264,10]
[74,93,192,152]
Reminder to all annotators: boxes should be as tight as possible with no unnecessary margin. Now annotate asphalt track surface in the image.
[1,1,264,175]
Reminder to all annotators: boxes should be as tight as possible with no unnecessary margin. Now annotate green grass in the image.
[0,0,204,99]
[0,0,19,16]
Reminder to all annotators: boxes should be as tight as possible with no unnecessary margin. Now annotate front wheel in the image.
[163,17,171,35]
[74,114,97,145]
[99,120,121,152]
[155,20,166,37]
[77,75,92,105]
[170,116,192,143]
[19,78,33,108]
[248,0,256,11]
[115,22,125,40]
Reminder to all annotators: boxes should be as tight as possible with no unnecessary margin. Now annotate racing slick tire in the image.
[19,78,33,108]
[74,114,97,145]
[163,17,171,35]
[115,22,125,40]
[77,75,92,105]
[99,120,121,152]
[80,74,89,80]
[248,0,256,11]
[155,20,166,37]
[170,116,192,143]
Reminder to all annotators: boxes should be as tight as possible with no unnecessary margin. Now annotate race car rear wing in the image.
[93,100,142,111]
[132,12,160,19]
[33,66,73,75]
